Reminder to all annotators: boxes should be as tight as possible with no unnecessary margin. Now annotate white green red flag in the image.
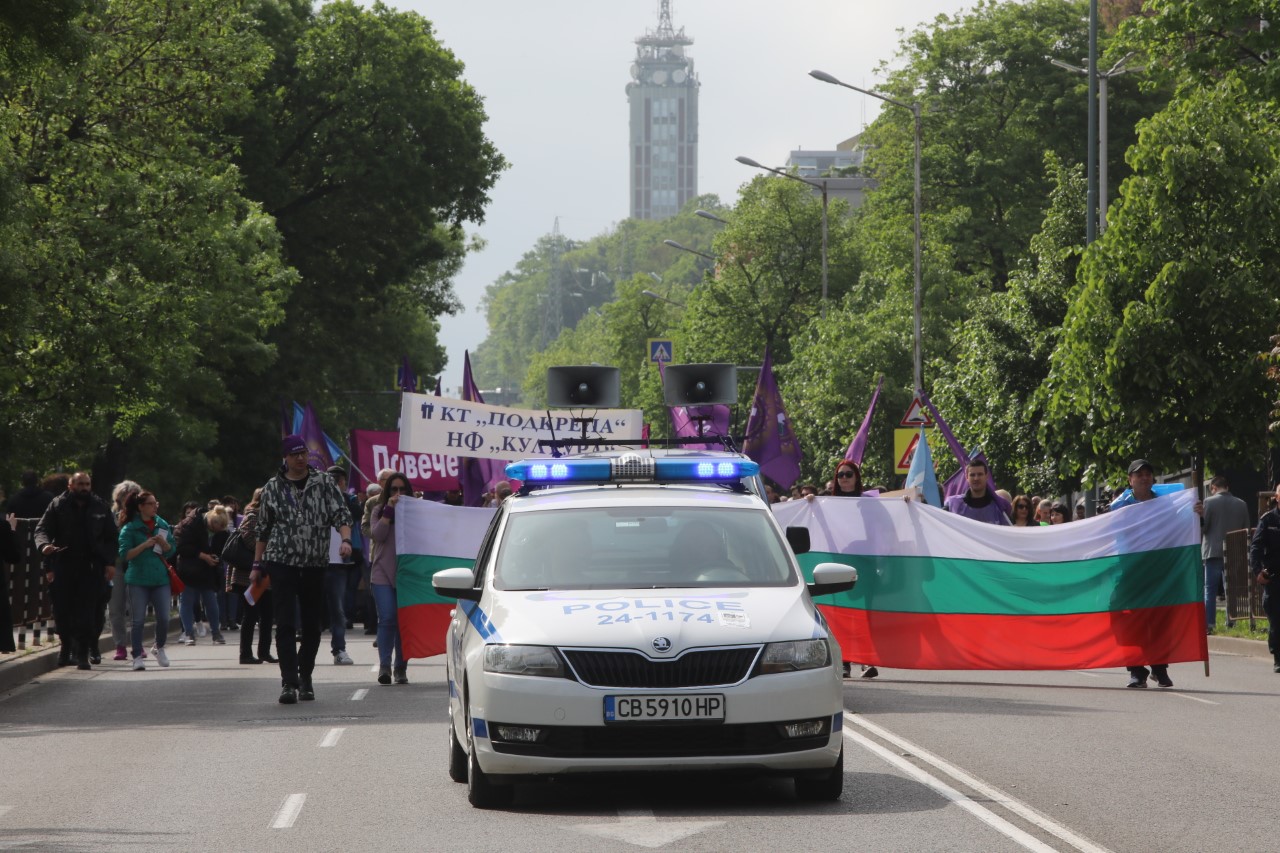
[772,489,1207,670]
[394,499,495,658]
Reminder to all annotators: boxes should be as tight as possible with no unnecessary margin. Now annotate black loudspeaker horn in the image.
[546,366,621,408]
[662,363,738,406]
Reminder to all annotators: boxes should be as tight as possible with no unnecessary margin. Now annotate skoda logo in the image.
[652,637,672,653]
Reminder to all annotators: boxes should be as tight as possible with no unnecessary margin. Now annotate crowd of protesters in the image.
[0,440,443,704]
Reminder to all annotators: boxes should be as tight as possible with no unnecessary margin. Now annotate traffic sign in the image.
[900,394,934,427]
[894,428,933,474]
[648,339,674,364]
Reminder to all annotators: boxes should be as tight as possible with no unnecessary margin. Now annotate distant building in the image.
[626,1,699,220]
[780,135,875,212]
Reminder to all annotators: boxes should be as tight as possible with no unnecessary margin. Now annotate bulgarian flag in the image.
[772,489,1207,671]
[394,499,496,659]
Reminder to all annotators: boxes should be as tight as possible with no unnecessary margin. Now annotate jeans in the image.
[1204,557,1224,631]
[128,583,170,659]
[371,583,404,669]
[109,566,129,646]
[267,563,325,688]
[179,587,221,639]
[324,565,350,653]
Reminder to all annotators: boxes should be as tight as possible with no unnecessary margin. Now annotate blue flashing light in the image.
[506,459,612,483]
[505,456,760,487]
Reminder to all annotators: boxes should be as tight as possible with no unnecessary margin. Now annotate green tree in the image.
[219,0,505,489]
[0,0,294,500]
[1042,77,1280,483]
[931,154,1087,495]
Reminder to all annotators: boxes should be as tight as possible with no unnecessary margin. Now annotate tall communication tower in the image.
[626,1,699,220]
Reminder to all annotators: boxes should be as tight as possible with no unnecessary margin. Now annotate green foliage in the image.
[1043,76,1280,484]
[0,0,293,501]
[931,154,1086,495]
[217,0,506,490]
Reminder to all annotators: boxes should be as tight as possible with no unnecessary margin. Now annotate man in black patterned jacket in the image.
[251,435,353,704]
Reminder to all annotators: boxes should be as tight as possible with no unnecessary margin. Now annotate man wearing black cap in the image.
[251,435,354,704]
[1109,458,1203,688]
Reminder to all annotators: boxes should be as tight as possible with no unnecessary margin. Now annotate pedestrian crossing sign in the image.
[648,339,674,364]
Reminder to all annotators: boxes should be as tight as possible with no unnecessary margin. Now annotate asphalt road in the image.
[0,634,1275,852]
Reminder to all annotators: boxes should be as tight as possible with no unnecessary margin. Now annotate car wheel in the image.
[465,699,513,809]
[794,745,844,802]
[447,718,467,783]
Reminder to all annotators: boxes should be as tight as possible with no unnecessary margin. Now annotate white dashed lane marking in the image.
[271,794,306,829]
[319,727,345,748]
[351,688,369,701]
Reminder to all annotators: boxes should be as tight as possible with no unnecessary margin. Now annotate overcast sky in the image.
[384,1,977,395]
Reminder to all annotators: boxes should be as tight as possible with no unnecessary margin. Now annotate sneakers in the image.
[1127,666,1149,688]
[1152,666,1173,688]
[394,667,408,685]
[196,622,209,638]
[211,634,226,645]
[841,662,852,678]
[279,685,298,704]
[177,633,195,645]
[861,665,880,679]
[334,650,354,665]
[132,657,145,671]
[76,659,91,671]
[113,645,128,661]
[377,666,392,685]
[152,647,170,668]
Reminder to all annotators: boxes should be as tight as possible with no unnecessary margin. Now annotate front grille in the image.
[563,647,760,688]
[489,722,828,758]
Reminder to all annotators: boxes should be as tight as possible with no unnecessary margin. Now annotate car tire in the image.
[465,700,513,809]
[794,745,844,802]
[448,718,467,783]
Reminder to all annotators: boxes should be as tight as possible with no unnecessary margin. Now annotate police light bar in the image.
[505,456,759,486]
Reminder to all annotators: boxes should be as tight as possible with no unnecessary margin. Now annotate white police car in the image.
[432,452,857,808]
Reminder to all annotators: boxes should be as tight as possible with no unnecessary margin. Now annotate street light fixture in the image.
[641,289,686,308]
[695,209,730,225]
[1050,53,1140,234]
[810,68,924,393]
[663,239,716,262]
[735,155,829,315]
[648,272,663,284]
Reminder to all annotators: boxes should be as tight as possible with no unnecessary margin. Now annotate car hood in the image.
[481,586,826,654]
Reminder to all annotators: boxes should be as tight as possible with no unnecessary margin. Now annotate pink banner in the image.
[349,429,460,493]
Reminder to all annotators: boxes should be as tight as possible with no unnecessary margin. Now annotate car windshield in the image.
[493,506,797,590]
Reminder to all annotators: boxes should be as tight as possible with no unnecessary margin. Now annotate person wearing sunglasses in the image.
[370,473,413,685]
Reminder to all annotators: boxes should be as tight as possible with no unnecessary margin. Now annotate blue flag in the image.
[904,426,942,508]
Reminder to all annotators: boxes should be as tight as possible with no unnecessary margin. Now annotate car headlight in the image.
[758,639,830,673]
[483,644,566,677]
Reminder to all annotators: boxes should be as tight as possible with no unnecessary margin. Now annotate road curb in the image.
[1208,634,1272,659]
[0,615,183,696]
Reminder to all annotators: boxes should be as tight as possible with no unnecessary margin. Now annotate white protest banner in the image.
[398,393,643,460]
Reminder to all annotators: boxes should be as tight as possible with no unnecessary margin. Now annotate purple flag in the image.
[460,352,505,507]
[397,355,418,393]
[433,376,442,396]
[743,348,802,489]
[299,402,335,471]
[844,376,884,465]
[659,361,730,450]
[916,388,968,472]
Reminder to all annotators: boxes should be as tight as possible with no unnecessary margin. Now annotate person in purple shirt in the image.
[944,460,1011,526]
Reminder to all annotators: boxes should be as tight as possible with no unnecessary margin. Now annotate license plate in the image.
[603,694,725,723]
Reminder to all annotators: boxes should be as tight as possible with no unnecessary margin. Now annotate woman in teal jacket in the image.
[117,491,175,670]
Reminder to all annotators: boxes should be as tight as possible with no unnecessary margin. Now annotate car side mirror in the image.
[785,526,810,555]
[432,567,482,602]
[807,562,856,597]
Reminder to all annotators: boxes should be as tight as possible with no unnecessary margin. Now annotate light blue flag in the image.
[904,426,942,508]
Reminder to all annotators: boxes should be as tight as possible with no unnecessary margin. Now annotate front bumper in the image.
[468,664,843,776]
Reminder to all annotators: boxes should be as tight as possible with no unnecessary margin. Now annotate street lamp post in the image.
[1050,53,1139,235]
[735,156,829,316]
[810,69,923,393]
[694,209,730,225]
